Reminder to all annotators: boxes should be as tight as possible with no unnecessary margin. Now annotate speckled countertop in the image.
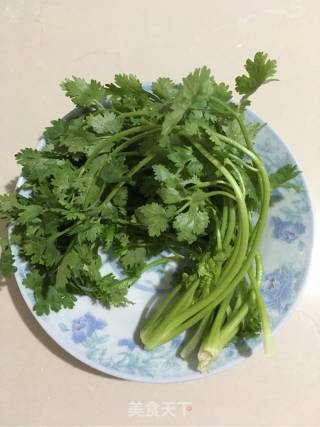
[0,1,319,426]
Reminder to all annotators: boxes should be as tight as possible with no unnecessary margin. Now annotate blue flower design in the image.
[72,313,107,343]
[118,338,136,351]
[262,267,294,313]
[271,216,305,243]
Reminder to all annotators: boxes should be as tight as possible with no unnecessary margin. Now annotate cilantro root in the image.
[0,52,300,371]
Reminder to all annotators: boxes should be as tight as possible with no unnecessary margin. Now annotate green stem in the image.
[222,202,236,247]
[209,96,253,149]
[175,190,235,218]
[143,133,270,347]
[248,255,274,354]
[141,140,250,348]
[141,255,182,273]
[220,301,249,342]
[236,114,253,150]
[191,141,250,284]
[83,125,155,170]
[204,190,236,201]
[140,284,183,343]
[174,134,270,324]
[196,180,230,188]
[224,159,246,196]
[220,201,229,241]
[50,222,80,240]
[180,313,212,359]
[219,227,242,283]
[229,154,258,172]
[198,291,233,355]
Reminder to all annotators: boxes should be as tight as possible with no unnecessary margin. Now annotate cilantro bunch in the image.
[0,52,300,371]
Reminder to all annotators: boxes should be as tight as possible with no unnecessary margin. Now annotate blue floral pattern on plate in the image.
[11,108,313,383]
[71,313,107,343]
[262,267,295,314]
[271,216,305,243]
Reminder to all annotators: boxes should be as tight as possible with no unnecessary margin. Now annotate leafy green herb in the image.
[0,52,300,372]
[269,164,301,192]
[235,51,277,97]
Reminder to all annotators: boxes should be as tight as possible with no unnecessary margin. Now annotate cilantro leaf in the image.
[100,156,128,183]
[100,202,119,221]
[182,66,213,101]
[114,74,144,94]
[235,52,277,97]
[152,78,177,100]
[223,119,265,146]
[159,186,183,204]
[113,187,128,207]
[121,247,146,271]
[173,206,209,243]
[160,67,214,141]
[18,205,43,224]
[87,111,121,134]
[61,77,107,108]
[81,222,104,243]
[23,270,77,315]
[43,119,67,142]
[0,194,21,219]
[153,164,176,183]
[136,202,172,237]
[0,235,16,278]
[167,146,203,176]
[269,164,300,192]
[15,148,66,182]
[23,236,60,267]
[94,273,133,307]
[211,82,233,103]
[56,249,81,289]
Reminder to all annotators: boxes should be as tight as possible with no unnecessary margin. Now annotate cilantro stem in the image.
[224,159,246,196]
[197,292,233,370]
[141,130,271,349]
[220,201,229,240]
[196,180,231,188]
[204,190,236,201]
[197,96,253,150]
[222,202,236,247]
[50,222,80,240]
[83,125,156,170]
[210,96,253,148]
[219,302,249,342]
[191,140,250,283]
[236,115,253,150]
[248,254,274,354]
[141,140,251,348]
[167,136,270,334]
[141,255,182,273]
[112,127,160,156]
[228,154,258,172]
[180,313,212,359]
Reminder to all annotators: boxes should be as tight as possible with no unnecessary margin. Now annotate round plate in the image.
[12,109,313,383]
